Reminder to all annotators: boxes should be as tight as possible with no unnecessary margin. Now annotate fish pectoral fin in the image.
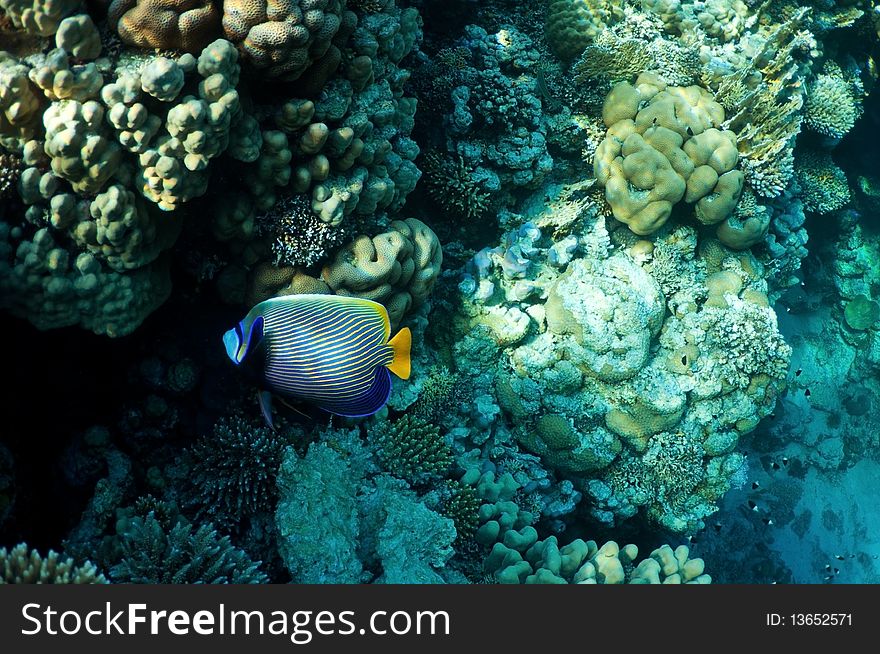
[387,326,411,380]
[258,390,276,430]
[277,395,312,419]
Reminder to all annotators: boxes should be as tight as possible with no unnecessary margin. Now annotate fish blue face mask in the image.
[223,316,264,365]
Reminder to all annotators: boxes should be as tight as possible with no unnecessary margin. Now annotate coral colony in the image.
[1,0,879,584]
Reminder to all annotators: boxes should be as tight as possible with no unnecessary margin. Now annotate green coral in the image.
[0,55,43,148]
[275,433,456,584]
[844,294,880,331]
[276,441,365,583]
[486,537,710,584]
[0,225,172,336]
[71,184,179,271]
[410,366,465,422]
[55,13,102,59]
[110,512,267,583]
[0,0,80,36]
[804,64,862,139]
[188,413,291,529]
[372,414,452,484]
[421,151,491,221]
[29,48,103,101]
[545,0,624,61]
[795,148,850,214]
[440,480,480,542]
[43,100,120,194]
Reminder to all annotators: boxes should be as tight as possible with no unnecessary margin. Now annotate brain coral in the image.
[222,0,352,80]
[321,217,442,325]
[108,0,222,52]
[545,0,624,61]
[594,72,744,237]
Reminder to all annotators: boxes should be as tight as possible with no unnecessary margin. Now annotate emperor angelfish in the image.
[223,294,411,426]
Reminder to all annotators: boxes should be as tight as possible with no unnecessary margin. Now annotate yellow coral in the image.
[594,72,743,236]
[108,0,222,53]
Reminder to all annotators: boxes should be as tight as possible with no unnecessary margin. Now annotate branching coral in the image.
[256,193,346,267]
[421,150,491,221]
[712,8,816,197]
[187,413,291,529]
[1,544,108,583]
[795,147,850,215]
[371,414,452,484]
[110,512,268,583]
[804,62,863,139]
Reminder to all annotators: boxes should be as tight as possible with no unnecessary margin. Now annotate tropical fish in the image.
[223,294,411,426]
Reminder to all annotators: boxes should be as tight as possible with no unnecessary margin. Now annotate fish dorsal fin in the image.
[387,327,411,380]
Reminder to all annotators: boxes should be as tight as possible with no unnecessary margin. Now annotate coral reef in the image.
[448,202,789,534]
[1,0,878,591]
[275,428,456,583]
[187,413,292,529]
[109,0,222,52]
[371,414,452,484]
[248,217,442,327]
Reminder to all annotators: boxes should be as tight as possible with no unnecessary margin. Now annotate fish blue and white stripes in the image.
[223,294,411,424]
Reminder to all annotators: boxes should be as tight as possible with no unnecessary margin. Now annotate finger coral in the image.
[1,543,108,583]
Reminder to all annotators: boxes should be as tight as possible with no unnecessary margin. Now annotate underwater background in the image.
[0,0,879,584]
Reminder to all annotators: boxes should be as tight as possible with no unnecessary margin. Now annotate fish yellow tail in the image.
[387,327,411,379]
